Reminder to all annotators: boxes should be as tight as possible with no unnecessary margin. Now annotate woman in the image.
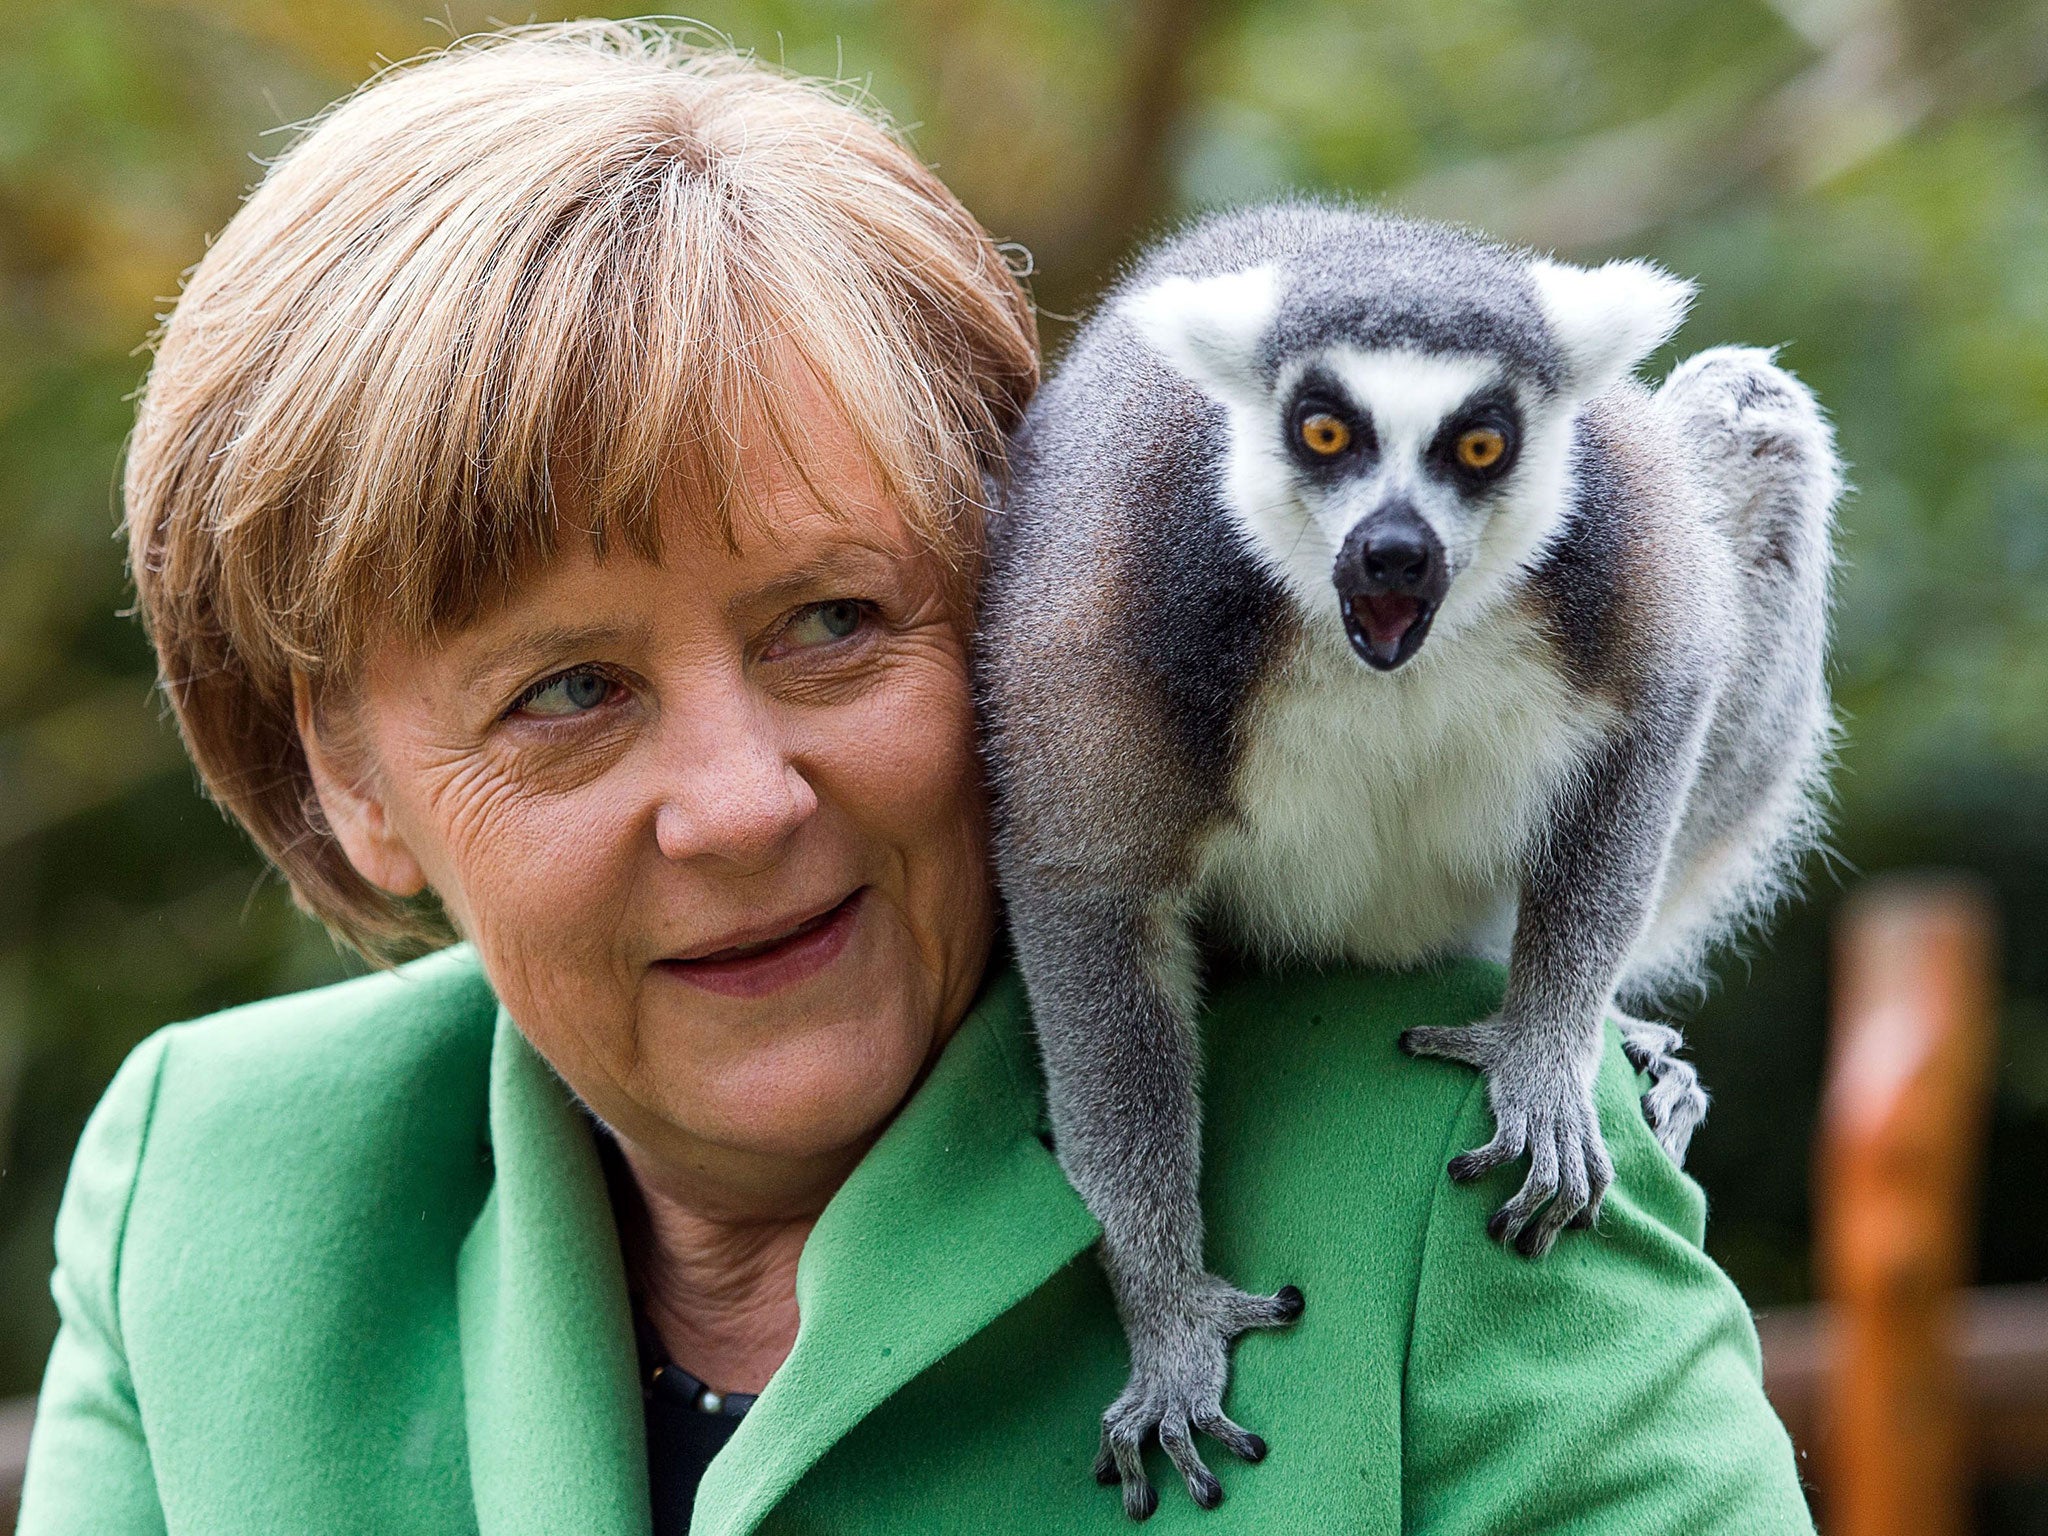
[20,23,1812,1534]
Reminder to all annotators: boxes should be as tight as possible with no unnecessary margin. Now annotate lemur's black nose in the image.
[1333,503,1449,671]
[1335,503,1448,601]
[1360,525,1437,591]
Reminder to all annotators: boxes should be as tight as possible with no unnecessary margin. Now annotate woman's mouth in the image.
[656,889,866,998]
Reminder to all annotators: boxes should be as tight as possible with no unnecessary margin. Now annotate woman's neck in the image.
[609,1135,857,1395]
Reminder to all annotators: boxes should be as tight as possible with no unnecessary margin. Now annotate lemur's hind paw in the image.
[1093,1279,1303,1520]
[1401,1020,1613,1259]
[1617,1015,1709,1166]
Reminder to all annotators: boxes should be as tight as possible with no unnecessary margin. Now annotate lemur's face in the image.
[1262,349,1564,669]
[1123,254,1692,670]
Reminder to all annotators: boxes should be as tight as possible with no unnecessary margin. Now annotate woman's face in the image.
[307,409,995,1213]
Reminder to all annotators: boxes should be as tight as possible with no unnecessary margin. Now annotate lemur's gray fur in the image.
[977,202,1841,1520]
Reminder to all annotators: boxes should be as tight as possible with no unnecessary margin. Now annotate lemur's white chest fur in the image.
[1197,607,1615,967]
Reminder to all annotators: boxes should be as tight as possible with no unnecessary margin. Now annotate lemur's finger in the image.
[1220,1283,1304,1335]
[1565,1125,1616,1232]
[1582,1131,1615,1229]
[1399,1024,1493,1069]
[1619,1018,1684,1072]
[1159,1416,1223,1510]
[1644,1061,1709,1165]
[1489,1125,1559,1246]
[1194,1410,1267,1464]
[1123,1478,1159,1523]
[1517,1214,1565,1258]
[1099,1412,1155,1521]
[1586,1128,1616,1202]
[1519,1141,1591,1257]
[1449,1116,1525,1184]
[1566,1192,1608,1233]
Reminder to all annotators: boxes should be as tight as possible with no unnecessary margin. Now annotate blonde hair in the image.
[126,21,1039,958]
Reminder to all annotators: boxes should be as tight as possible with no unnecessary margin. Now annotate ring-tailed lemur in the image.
[978,202,1840,1519]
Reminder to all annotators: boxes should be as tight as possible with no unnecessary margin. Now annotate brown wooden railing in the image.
[1756,876,2048,1531]
[1759,1285,2048,1488]
[1820,878,1998,1532]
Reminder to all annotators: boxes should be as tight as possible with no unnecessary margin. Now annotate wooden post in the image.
[1816,877,1997,1536]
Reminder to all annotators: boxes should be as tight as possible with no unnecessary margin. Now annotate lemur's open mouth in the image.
[1343,593,1437,671]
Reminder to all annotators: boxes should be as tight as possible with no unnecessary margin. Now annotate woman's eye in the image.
[780,600,869,651]
[513,667,615,718]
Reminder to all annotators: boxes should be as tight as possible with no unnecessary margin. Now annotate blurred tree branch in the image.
[1396,0,2048,252]
[1052,0,1220,300]
[899,0,1218,336]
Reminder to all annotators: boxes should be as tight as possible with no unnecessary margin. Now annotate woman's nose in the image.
[650,703,819,869]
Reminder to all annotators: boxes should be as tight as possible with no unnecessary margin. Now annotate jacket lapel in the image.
[454,965,1098,1536]
[457,1007,652,1536]
[691,966,1101,1536]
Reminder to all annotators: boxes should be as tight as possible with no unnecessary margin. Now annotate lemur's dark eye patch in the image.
[1286,393,1372,467]
[1432,394,1520,484]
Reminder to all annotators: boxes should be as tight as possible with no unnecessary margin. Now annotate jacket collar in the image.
[455,963,1100,1536]
[456,1003,651,1536]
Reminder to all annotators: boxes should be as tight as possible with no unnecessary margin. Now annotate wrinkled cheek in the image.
[865,682,984,855]
[429,794,639,1047]
[850,677,994,974]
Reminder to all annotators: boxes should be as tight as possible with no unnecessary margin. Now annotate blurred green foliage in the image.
[1,0,2044,1494]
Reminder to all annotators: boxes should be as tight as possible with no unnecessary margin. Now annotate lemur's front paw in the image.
[1092,1278,1304,1520]
[1400,1019,1612,1259]
[1617,1015,1710,1166]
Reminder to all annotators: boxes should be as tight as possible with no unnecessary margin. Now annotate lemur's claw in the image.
[1617,1014,1709,1166]
[1126,1481,1158,1522]
[1161,1418,1224,1509]
[1097,1278,1300,1518]
[1448,1133,1518,1184]
[1195,1413,1266,1463]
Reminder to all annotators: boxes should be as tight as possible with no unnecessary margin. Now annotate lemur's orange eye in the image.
[1455,427,1507,470]
[1300,413,1351,456]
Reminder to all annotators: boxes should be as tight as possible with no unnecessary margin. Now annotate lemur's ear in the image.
[1529,257,1695,397]
[1120,266,1281,403]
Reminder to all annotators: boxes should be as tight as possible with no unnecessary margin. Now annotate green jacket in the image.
[21,945,1812,1534]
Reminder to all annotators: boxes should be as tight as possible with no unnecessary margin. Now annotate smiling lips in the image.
[657,888,865,997]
